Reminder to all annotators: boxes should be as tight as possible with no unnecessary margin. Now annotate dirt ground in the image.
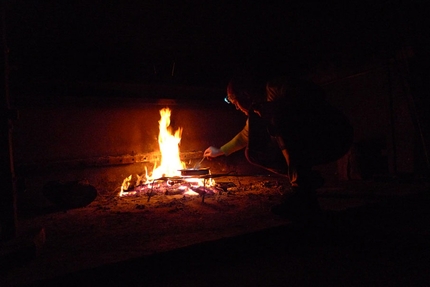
[2,174,294,286]
[3,164,428,286]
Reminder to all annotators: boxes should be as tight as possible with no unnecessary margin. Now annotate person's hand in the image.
[204,146,224,158]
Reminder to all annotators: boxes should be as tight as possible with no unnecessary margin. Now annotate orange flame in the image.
[120,107,214,196]
[151,108,186,179]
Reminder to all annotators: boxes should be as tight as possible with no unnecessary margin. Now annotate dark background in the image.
[2,0,429,178]
[4,0,428,91]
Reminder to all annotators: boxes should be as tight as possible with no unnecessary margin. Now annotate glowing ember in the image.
[119,107,217,197]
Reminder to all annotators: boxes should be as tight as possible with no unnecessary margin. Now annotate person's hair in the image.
[226,71,265,108]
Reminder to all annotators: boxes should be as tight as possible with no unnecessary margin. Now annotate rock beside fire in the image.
[43,180,97,209]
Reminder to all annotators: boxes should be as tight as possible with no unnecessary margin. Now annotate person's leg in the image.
[267,107,348,218]
[271,164,324,219]
[247,106,324,219]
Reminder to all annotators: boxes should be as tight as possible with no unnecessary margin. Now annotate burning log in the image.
[190,186,208,196]
[164,189,183,195]
[215,182,237,192]
[167,178,187,185]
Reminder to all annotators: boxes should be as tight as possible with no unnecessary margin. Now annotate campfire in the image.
[119,108,218,199]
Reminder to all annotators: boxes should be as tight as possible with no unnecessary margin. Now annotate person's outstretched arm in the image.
[204,120,249,158]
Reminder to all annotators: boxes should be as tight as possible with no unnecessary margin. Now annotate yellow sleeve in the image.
[220,119,249,156]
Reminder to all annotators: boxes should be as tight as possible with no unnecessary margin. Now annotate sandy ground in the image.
[2,175,294,286]
[2,168,429,286]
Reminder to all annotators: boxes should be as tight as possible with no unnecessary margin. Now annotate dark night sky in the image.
[4,0,428,88]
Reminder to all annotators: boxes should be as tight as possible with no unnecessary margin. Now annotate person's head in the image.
[225,72,265,115]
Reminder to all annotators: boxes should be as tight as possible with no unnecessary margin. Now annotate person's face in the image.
[227,93,249,116]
